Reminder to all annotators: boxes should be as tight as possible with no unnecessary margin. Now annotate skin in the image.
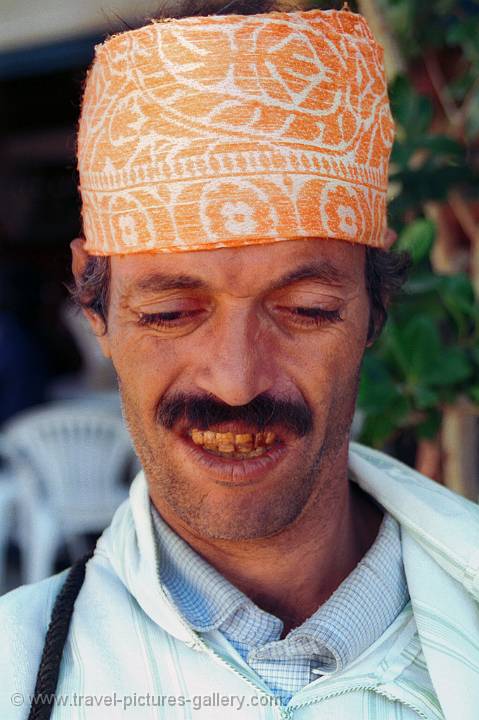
[72,237,383,633]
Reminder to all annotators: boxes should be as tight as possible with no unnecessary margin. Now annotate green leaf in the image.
[426,348,473,386]
[404,272,442,294]
[413,385,440,409]
[466,89,479,141]
[390,140,414,168]
[358,350,412,447]
[358,393,411,447]
[469,386,479,405]
[446,17,479,62]
[389,76,433,137]
[399,316,441,381]
[438,274,477,336]
[359,414,398,448]
[381,321,414,377]
[439,274,475,316]
[416,410,442,439]
[447,19,476,46]
[471,346,479,366]
[396,218,435,263]
[389,165,476,209]
[359,359,397,413]
[420,135,464,160]
[448,72,476,103]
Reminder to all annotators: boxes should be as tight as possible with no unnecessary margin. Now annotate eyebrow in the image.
[128,260,351,297]
[133,273,208,293]
[269,261,352,291]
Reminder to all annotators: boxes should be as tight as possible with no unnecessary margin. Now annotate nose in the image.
[194,307,277,406]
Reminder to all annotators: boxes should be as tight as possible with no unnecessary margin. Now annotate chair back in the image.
[3,406,137,533]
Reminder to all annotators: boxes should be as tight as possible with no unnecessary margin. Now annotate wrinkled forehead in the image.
[111,238,366,300]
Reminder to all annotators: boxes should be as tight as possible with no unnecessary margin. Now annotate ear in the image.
[383,227,397,250]
[70,238,112,358]
[70,237,89,279]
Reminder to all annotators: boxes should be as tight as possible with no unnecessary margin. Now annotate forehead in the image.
[111,238,366,297]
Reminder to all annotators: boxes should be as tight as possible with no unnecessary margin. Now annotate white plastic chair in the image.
[2,405,138,584]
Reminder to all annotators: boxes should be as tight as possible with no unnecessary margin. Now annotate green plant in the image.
[355,1,479,454]
[360,253,479,446]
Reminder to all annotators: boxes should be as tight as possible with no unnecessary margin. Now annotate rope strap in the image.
[27,551,93,720]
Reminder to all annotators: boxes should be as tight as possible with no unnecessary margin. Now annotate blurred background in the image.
[0,0,478,594]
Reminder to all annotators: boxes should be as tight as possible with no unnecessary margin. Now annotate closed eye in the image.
[137,310,203,328]
[279,307,344,327]
[293,307,342,319]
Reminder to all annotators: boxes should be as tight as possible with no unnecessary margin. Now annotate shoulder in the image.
[0,547,123,659]
[0,571,67,714]
[349,441,479,520]
[349,441,479,597]
[0,570,67,651]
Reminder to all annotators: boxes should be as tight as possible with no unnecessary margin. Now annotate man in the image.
[2,2,479,719]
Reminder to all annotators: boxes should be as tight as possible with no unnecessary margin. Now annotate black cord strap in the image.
[27,551,93,720]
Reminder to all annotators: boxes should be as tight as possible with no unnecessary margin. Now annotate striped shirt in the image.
[151,504,410,704]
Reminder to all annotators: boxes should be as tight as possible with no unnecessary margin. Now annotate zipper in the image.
[153,542,207,646]
[150,575,434,719]
[154,550,285,715]
[153,539,436,719]
[373,687,441,720]
[149,585,434,720]
[193,635,288,718]
[288,682,437,720]
[184,637,437,719]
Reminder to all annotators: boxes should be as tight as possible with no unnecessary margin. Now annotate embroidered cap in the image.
[77,8,394,255]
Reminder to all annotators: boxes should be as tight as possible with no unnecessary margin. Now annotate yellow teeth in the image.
[190,429,277,457]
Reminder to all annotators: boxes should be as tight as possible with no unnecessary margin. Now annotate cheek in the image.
[286,317,368,413]
[293,320,367,376]
[108,326,181,411]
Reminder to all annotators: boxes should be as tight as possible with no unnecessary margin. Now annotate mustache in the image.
[157,392,313,437]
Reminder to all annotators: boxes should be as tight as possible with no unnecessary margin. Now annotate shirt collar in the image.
[151,499,409,673]
[151,508,260,631]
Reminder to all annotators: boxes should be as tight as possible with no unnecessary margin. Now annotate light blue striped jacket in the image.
[2,442,479,719]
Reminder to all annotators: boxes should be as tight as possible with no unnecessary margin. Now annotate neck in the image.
[153,449,383,634]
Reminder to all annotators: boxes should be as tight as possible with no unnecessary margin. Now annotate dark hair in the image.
[70,247,410,342]
[364,246,410,341]
[72,0,410,340]
[156,0,309,17]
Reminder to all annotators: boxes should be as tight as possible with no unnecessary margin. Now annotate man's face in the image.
[93,238,370,540]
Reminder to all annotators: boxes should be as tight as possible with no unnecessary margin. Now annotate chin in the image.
[147,444,326,541]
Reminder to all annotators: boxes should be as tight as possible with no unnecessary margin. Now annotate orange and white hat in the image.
[77,8,394,255]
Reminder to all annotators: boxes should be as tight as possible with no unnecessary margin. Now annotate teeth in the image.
[189,428,278,456]
[204,431,217,444]
[236,433,252,444]
[208,446,268,459]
